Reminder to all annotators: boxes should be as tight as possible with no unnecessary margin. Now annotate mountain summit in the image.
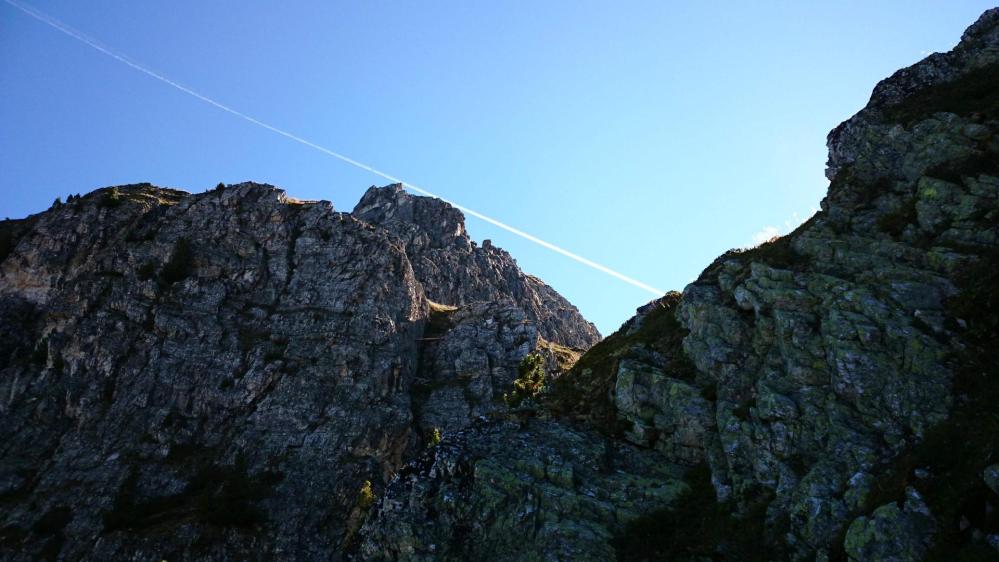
[0,181,595,560]
[1,7,998,562]
[360,8,999,561]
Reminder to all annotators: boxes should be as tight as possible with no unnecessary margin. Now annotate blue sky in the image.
[1,1,994,335]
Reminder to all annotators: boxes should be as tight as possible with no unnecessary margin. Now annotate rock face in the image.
[412,300,577,436]
[3,8,999,562]
[357,419,687,562]
[671,9,999,558]
[362,8,999,562]
[0,183,596,560]
[354,185,600,350]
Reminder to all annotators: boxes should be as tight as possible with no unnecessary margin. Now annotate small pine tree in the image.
[216,182,226,191]
[504,353,546,408]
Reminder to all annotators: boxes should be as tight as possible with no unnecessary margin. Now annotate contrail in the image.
[4,0,666,296]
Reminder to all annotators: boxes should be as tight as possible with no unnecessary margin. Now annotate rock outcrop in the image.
[2,7,998,562]
[670,9,999,559]
[354,185,600,350]
[0,183,596,560]
[360,8,999,561]
[358,419,686,562]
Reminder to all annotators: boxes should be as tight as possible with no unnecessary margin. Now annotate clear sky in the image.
[1,1,994,335]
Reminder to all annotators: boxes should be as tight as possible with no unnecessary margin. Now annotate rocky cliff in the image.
[2,7,998,562]
[358,8,999,562]
[353,185,600,350]
[0,182,596,560]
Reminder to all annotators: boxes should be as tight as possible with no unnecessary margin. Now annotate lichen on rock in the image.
[0,181,597,560]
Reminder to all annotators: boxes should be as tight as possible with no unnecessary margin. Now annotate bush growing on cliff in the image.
[357,480,375,511]
[504,353,546,408]
[428,427,442,447]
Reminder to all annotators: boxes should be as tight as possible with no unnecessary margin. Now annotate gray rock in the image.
[984,464,999,495]
[357,419,687,562]
[354,185,600,349]
[378,8,998,560]
[0,182,595,561]
[844,489,936,562]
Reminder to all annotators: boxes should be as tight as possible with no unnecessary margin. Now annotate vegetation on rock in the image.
[548,291,694,427]
[428,427,442,447]
[356,480,375,512]
[504,353,546,408]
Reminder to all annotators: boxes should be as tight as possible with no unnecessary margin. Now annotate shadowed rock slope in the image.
[358,8,999,561]
[0,183,596,560]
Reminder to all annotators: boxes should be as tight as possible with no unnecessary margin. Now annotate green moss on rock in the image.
[547,291,695,427]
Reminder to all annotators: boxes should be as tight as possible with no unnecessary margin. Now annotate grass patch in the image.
[427,427,442,447]
[536,336,582,373]
[356,480,375,511]
[697,213,821,283]
[547,291,696,427]
[424,301,456,339]
[427,300,458,314]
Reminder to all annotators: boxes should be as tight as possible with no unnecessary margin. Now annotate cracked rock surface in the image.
[361,8,999,561]
[0,182,596,561]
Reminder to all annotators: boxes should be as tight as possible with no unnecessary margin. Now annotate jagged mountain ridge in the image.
[358,8,999,561]
[354,184,600,350]
[0,182,596,560]
[1,7,998,562]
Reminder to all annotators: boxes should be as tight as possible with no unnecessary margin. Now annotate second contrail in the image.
[4,0,666,296]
